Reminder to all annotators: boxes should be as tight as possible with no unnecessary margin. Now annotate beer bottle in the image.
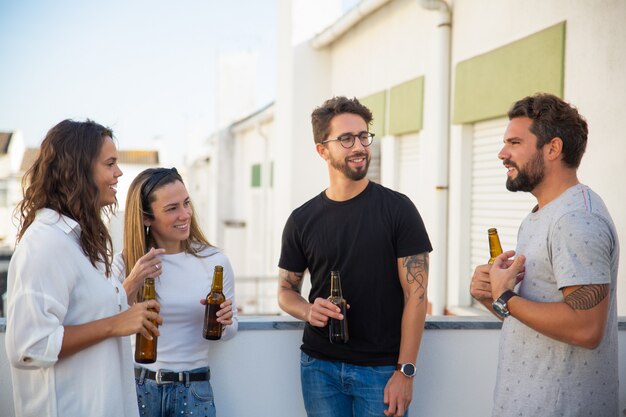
[328,270,349,344]
[203,265,225,340]
[488,228,503,265]
[135,277,158,363]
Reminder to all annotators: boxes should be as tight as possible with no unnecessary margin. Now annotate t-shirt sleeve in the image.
[278,214,307,272]
[395,195,433,258]
[551,211,615,289]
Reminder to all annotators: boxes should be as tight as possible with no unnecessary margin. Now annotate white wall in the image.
[328,0,434,96]
[216,52,258,130]
[2,319,626,417]
[273,2,332,271]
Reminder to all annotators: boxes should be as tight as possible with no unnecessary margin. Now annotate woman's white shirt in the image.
[5,208,138,417]
[113,246,238,372]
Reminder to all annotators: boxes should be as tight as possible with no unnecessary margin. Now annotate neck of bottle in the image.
[142,277,156,301]
[330,271,342,298]
[489,237,503,258]
[211,269,224,292]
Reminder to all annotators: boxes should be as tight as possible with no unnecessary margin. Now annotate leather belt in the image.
[135,367,210,384]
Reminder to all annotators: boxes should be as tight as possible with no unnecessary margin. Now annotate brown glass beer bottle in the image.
[488,228,503,265]
[135,277,158,363]
[328,270,349,344]
[203,265,225,340]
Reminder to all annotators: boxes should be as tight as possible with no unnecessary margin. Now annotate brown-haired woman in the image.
[5,119,163,417]
[113,167,237,417]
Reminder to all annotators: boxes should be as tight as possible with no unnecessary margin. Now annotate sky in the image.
[0,0,359,167]
[0,0,279,166]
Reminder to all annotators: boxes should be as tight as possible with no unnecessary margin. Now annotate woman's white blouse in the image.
[5,208,139,417]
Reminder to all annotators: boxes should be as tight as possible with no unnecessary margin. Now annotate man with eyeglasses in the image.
[278,96,432,417]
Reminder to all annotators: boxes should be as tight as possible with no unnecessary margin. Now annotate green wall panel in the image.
[453,21,565,124]
[251,163,261,188]
[359,91,386,138]
[389,76,424,135]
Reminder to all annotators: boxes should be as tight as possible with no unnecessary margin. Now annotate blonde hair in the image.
[122,168,211,300]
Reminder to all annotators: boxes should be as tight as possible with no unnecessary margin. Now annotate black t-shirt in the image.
[279,181,432,366]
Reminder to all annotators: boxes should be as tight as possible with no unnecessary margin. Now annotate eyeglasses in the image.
[321,132,374,148]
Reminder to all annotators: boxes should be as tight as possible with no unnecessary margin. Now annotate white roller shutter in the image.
[397,132,420,203]
[469,118,535,278]
[367,138,381,184]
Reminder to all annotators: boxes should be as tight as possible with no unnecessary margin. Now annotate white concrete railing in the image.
[1,316,625,417]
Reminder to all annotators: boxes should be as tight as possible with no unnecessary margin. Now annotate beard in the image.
[330,152,371,181]
[505,150,545,192]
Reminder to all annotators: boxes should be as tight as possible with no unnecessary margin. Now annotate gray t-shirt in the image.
[493,184,619,417]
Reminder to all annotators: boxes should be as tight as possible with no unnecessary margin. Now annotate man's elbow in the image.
[276,287,293,312]
[571,326,605,350]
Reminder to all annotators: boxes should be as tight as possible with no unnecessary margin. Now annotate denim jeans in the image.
[135,366,216,417]
[300,351,406,417]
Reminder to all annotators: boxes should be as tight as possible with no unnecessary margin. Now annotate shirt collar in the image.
[36,208,81,235]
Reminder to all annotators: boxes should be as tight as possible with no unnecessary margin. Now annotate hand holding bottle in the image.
[203,265,226,340]
[110,299,162,339]
[306,297,349,327]
[200,298,235,326]
[135,277,160,363]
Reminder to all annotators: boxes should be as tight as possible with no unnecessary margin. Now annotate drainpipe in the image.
[257,122,271,279]
[419,0,451,315]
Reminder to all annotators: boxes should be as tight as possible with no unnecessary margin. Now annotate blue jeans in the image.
[300,351,405,417]
[135,366,216,417]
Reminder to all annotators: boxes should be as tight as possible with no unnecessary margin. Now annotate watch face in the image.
[492,300,509,318]
[402,363,416,377]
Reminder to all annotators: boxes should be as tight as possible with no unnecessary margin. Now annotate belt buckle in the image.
[155,369,173,385]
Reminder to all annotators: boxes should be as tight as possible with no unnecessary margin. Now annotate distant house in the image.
[0,131,27,250]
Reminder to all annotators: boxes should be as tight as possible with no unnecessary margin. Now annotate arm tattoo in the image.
[564,284,609,310]
[402,253,429,305]
[279,269,304,293]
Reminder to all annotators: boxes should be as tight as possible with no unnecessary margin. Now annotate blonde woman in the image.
[113,167,237,417]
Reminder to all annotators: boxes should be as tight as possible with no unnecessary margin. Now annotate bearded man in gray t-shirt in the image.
[470,93,619,417]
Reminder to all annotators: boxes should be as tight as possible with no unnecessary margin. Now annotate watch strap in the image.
[498,290,518,304]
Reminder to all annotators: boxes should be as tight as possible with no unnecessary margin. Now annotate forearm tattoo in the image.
[402,253,429,304]
[279,269,304,293]
[564,284,609,310]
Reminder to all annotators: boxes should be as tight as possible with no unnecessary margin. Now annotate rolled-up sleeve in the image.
[6,291,66,368]
[5,227,73,369]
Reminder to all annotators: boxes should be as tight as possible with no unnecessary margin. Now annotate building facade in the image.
[189,0,626,315]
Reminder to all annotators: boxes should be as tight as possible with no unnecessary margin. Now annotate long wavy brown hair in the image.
[122,168,212,299]
[15,119,117,276]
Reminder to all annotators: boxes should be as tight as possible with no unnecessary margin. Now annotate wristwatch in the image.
[492,290,518,318]
[396,363,416,378]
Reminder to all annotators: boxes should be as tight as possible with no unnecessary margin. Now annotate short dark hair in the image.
[311,96,373,144]
[508,93,588,168]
